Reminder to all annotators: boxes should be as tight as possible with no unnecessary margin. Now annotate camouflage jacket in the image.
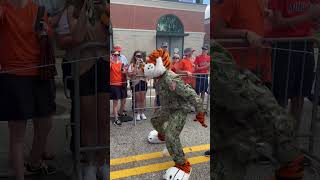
[210,41,295,149]
[155,70,203,113]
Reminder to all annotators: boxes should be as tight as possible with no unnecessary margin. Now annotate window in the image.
[156,14,188,58]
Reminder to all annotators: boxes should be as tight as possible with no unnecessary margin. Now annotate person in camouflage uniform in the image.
[211,40,304,180]
[144,54,207,180]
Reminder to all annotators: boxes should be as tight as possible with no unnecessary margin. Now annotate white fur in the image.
[144,63,155,78]
[144,63,156,78]
[144,57,166,78]
[163,167,191,180]
[154,57,166,77]
[147,130,165,144]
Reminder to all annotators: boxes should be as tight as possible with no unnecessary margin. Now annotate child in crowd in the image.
[110,50,127,126]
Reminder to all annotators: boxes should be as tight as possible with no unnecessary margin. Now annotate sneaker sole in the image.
[113,122,122,126]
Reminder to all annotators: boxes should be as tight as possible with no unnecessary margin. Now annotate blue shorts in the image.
[195,75,209,94]
[110,85,127,100]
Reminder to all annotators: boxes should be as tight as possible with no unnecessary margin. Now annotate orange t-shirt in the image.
[171,61,178,73]
[110,61,123,86]
[212,0,272,82]
[0,1,44,76]
[175,58,195,87]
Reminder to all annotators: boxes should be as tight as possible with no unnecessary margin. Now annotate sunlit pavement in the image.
[0,85,319,179]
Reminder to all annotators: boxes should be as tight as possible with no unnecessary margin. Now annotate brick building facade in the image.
[110,0,207,59]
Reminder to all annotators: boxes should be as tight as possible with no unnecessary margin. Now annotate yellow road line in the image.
[110,155,210,179]
[111,144,210,166]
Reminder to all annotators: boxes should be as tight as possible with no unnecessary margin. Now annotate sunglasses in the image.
[135,55,142,58]
[112,54,120,56]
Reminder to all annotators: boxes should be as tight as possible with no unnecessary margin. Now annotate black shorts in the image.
[272,41,315,106]
[0,75,56,121]
[62,58,109,96]
[110,85,127,100]
[195,75,209,94]
[131,80,148,92]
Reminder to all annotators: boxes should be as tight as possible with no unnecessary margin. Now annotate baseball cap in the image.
[202,44,209,50]
[184,48,195,56]
[111,50,120,55]
[161,42,168,47]
[113,44,122,52]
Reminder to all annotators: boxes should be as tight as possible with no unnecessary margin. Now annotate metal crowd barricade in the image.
[127,72,210,126]
[67,42,109,180]
[215,37,320,175]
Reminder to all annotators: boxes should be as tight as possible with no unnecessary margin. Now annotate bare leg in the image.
[80,96,97,147]
[30,117,53,165]
[136,92,142,113]
[119,98,126,115]
[141,91,146,113]
[8,120,27,180]
[113,100,119,119]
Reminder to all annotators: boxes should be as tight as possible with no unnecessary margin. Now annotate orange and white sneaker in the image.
[147,130,165,144]
[163,160,192,180]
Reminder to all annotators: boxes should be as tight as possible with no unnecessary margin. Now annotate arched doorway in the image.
[156,14,188,58]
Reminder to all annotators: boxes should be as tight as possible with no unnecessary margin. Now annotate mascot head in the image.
[144,57,166,78]
[144,48,171,78]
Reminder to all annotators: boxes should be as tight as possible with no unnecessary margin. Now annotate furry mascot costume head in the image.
[144,48,170,78]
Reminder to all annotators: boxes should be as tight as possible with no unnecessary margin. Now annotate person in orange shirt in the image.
[175,48,196,88]
[171,54,181,73]
[194,45,210,100]
[212,0,272,83]
[110,50,127,126]
[0,0,56,179]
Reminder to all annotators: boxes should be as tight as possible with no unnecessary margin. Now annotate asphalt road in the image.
[0,86,320,180]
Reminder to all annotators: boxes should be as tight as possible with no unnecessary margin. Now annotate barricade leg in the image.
[72,59,81,180]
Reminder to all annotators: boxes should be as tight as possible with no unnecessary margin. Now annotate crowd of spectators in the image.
[209,0,320,157]
[213,0,320,127]
[109,43,211,126]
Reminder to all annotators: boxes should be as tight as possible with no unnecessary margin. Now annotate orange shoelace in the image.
[174,160,191,174]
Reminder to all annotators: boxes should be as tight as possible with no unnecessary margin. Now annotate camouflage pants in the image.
[212,136,301,180]
[151,109,188,165]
